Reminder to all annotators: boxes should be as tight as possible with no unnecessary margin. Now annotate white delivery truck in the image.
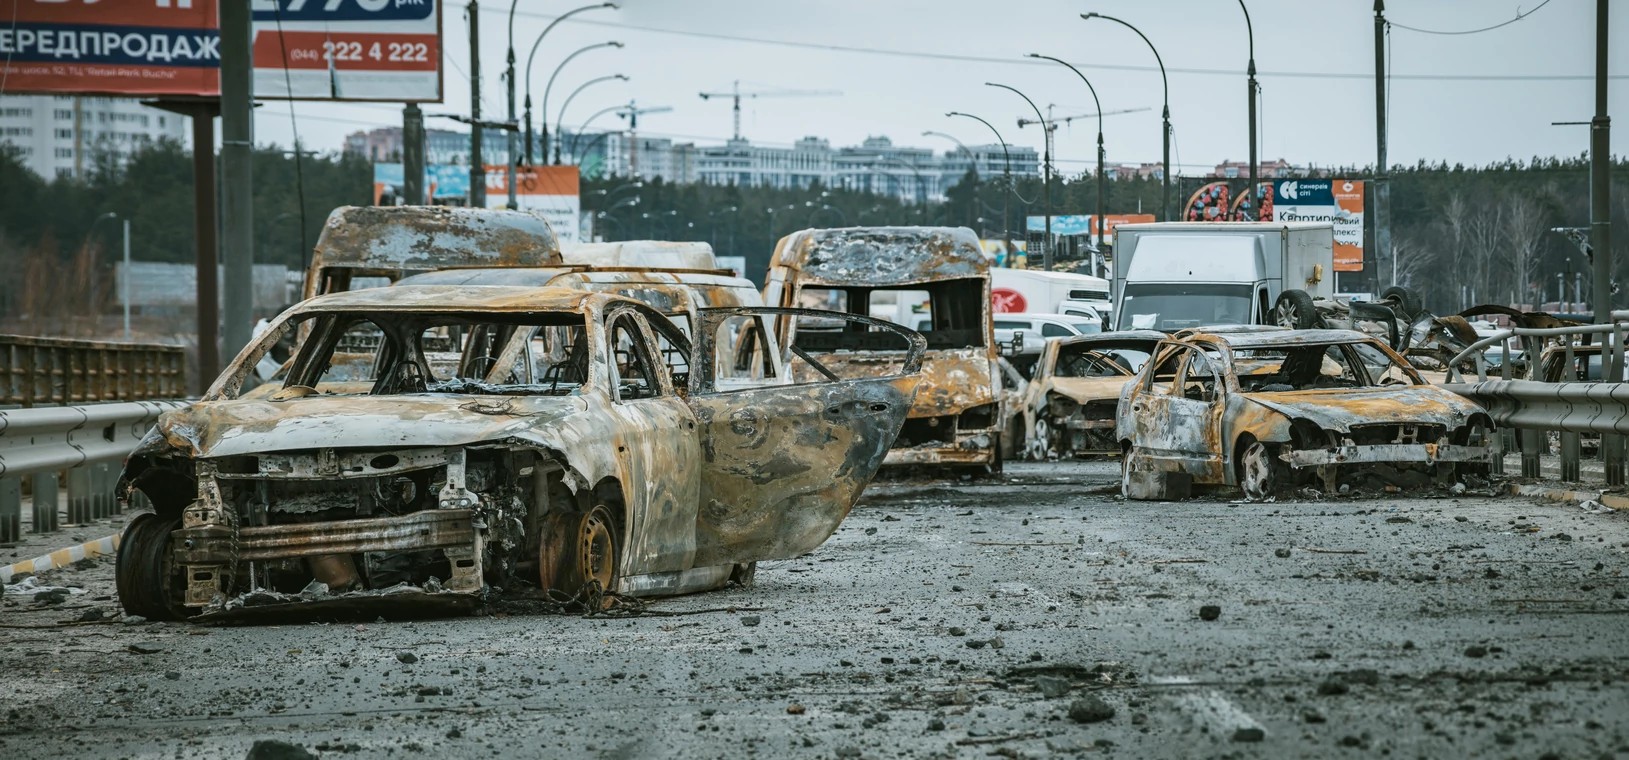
[991,268,1111,321]
[1111,222,1334,332]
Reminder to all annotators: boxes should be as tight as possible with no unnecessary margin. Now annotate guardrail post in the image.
[0,477,19,543]
[1520,429,1545,478]
[32,471,59,533]
[1561,336,1581,481]
[94,461,114,518]
[66,466,92,525]
[1606,325,1627,486]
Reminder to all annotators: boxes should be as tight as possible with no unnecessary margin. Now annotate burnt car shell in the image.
[1021,331,1164,459]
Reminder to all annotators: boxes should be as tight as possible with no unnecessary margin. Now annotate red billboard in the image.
[0,0,221,96]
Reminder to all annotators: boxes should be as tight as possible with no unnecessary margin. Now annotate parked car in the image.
[115,285,923,620]
[1117,328,1494,500]
[1019,331,1164,459]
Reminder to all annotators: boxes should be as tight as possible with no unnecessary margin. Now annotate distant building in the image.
[0,94,186,179]
[1102,163,1165,181]
[1211,159,1294,179]
[344,126,541,166]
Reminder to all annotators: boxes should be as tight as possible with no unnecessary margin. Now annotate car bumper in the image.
[885,430,997,466]
[1281,443,1491,468]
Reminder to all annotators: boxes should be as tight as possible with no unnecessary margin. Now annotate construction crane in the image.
[614,100,672,176]
[698,81,841,141]
[1017,106,1151,129]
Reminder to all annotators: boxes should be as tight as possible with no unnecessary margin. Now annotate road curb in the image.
[1506,482,1629,511]
[0,532,123,584]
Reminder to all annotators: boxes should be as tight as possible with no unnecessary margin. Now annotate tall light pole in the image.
[987,82,1053,270]
[555,74,628,164]
[537,42,623,169]
[1027,54,1107,263]
[924,130,976,230]
[1374,1,1389,290]
[947,111,1013,259]
[1083,13,1170,222]
[1240,1,1259,223]
[521,3,619,167]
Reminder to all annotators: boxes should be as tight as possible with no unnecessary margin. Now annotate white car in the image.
[991,313,1105,355]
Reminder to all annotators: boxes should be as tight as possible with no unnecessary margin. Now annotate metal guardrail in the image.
[1445,381,1629,435]
[0,334,186,407]
[0,400,187,543]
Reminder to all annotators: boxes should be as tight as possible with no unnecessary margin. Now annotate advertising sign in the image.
[1270,179,1365,272]
[373,163,582,244]
[252,0,442,101]
[0,0,221,96]
[1025,214,1156,238]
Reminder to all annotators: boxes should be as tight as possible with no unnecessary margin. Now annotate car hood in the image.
[152,394,587,458]
[1044,376,1134,405]
[1242,386,1481,433]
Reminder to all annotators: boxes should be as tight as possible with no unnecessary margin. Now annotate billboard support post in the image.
[404,105,427,205]
[220,0,254,362]
[1374,0,1391,293]
[469,1,487,208]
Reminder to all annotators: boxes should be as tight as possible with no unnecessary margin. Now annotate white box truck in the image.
[1111,222,1334,332]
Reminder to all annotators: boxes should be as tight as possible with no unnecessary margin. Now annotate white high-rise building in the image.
[0,95,186,179]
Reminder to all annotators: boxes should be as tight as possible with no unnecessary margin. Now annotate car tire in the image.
[1380,286,1423,320]
[1028,418,1052,461]
[1238,440,1279,501]
[115,512,188,620]
[558,504,620,605]
[1273,289,1319,329]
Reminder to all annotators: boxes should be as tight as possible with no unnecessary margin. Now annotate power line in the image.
[487,3,1628,82]
[1389,0,1552,36]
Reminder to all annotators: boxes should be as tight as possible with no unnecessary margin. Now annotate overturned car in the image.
[116,286,922,619]
[1117,329,1494,500]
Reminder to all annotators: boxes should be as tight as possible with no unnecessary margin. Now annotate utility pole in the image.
[1592,0,1622,487]
[122,218,130,340]
[403,104,426,205]
[1374,0,1391,293]
[468,1,486,208]
[504,15,517,210]
[219,0,254,360]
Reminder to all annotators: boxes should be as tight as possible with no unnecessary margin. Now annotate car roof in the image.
[770,226,989,286]
[1053,330,1166,348]
[296,285,609,314]
[1190,328,1378,349]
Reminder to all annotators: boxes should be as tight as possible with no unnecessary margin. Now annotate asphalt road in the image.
[3,461,1628,759]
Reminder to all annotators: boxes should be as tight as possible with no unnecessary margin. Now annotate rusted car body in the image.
[1019,331,1163,460]
[1116,329,1493,500]
[763,227,1001,468]
[115,285,922,619]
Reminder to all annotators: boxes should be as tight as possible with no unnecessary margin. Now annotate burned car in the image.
[1020,331,1163,460]
[115,286,922,619]
[1117,329,1493,501]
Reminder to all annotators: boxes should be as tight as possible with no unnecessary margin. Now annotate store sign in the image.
[251,0,442,101]
[1270,180,1365,272]
[1025,214,1156,238]
[0,0,221,96]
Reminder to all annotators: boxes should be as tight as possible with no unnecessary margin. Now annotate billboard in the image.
[252,0,443,102]
[1270,179,1364,272]
[1025,214,1156,238]
[373,163,582,244]
[0,0,221,96]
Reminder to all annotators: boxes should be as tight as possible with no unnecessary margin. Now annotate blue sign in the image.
[1274,179,1333,205]
[1025,215,1094,235]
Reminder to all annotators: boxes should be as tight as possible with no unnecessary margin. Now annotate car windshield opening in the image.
[1232,342,1408,392]
[1055,344,1150,378]
[794,278,986,351]
[1118,283,1253,332]
[274,311,592,398]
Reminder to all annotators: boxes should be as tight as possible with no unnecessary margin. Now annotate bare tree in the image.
[1465,200,1503,309]
[1501,192,1546,308]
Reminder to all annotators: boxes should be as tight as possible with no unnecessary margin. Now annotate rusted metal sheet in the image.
[304,206,563,300]
[0,334,186,407]
[116,288,919,620]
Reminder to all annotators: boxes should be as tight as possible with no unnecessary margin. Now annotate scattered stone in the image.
[127,642,162,655]
[245,740,316,760]
[988,636,1005,650]
[835,747,861,758]
[926,718,945,731]
[1067,695,1115,724]
[163,671,181,681]
[1339,669,1380,686]
[741,615,761,627]
[864,527,877,535]
[1232,727,1265,742]
[1035,676,1071,699]
[1274,548,1292,558]
[1303,710,1327,724]
[1312,651,1332,660]
[446,728,461,739]
[1450,483,1467,495]
[1454,515,1468,522]
[1316,680,1349,696]
[396,652,419,664]
[786,704,806,715]
[121,615,147,625]
[77,608,105,622]
[1199,605,1221,621]
[1464,646,1488,658]
[947,627,966,637]
[1339,736,1364,748]
[965,639,987,650]
[1385,516,1413,524]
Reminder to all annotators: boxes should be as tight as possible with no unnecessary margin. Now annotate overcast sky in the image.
[252,0,1629,175]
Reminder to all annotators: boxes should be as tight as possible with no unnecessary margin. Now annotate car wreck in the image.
[115,286,922,619]
[763,226,1001,469]
[1020,331,1163,460]
[1117,329,1494,501]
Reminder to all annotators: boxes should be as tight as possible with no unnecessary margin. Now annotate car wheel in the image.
[1273,289,1319,329]
[1238,440,1279,500]
[1028,418,1051,461]
[566,505,619,602]
[730,561,758,587]
[1120,449,1133,498]
[115,512,189,620]
[1380,285,1423,320]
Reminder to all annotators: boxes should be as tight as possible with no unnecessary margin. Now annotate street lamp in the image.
[987,82,1054,270]
[537,42,623,167]
[554,74,628,164]
[518,2,618,167]
[709,205,740,256]
[947,111,1014,259]
[1027,54,1108,265]
[923,130,977,230]
[1239,1,1260,221]
[568,103,626,163]
[767,203,799,240]
[90,212,132,339]
[641,209,678,238]
[1082,12,1171,222]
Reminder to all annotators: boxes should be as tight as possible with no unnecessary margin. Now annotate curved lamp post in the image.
[554,74,628,164]
[923,130,978,229]
[520,0,619,164]
[946,111,1013,257]
[1240,1,1259,221]
[987,82,1053,269]
[537,42,622,167]
[1027,53,1107,263]
[1082,12,1170,221]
